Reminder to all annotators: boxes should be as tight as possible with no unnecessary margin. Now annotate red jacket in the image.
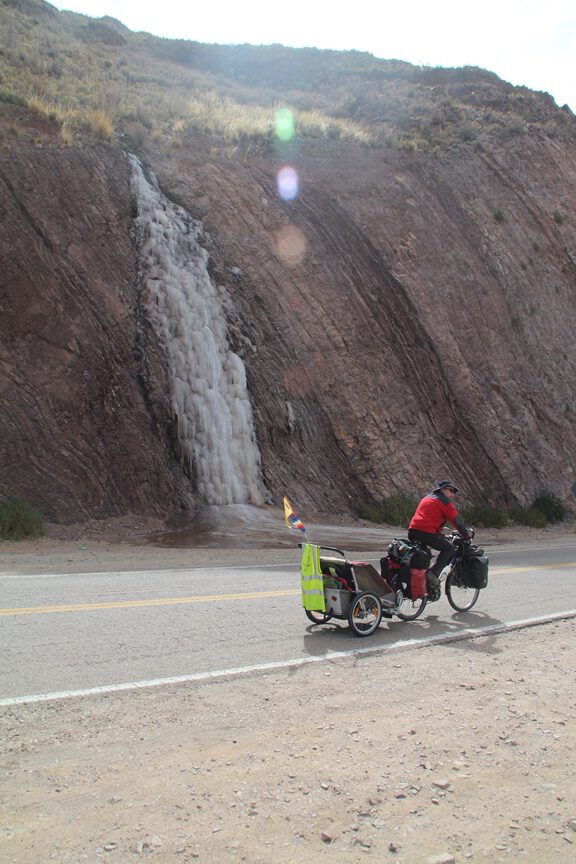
[409,493,460,534]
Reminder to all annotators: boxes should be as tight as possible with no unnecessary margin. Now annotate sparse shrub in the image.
[457,123,476,142]
[60,122,74,145]
[397,133,424,151]
[127,121,149,149]
[463,505,508,529]
[0,496,45,541]
[532,491,565,523]
[358,502,386,524]
[85,109,114,139]
[553,210,564,225]
[494,209,505,222]
[380,492,418,526]
[60,113,79,145]
[26,93,60,121]
[359,492,417,527]
[0,89,26,106]
[509,506,548,528]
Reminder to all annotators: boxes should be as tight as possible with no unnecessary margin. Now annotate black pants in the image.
[408,529,455,576]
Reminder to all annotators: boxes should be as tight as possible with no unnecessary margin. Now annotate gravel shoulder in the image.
[0,517,574,574]
[1,522,575,863]
[1,621,575,864]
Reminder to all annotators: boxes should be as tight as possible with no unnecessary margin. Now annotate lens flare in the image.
[275,107,295,142]
[277,165,299,201]
[275,225,307,266]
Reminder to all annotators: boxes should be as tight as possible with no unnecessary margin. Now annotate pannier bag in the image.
[411,547,433,600]
[460,554,489,589]
[411,547,432,569]
[409,568,427,599]
[380,556,394,580]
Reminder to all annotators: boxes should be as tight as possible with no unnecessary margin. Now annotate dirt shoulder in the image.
[0,517,573,574]
[1,619,575,864]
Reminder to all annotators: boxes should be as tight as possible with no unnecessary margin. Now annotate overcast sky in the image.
[53,0,576,112]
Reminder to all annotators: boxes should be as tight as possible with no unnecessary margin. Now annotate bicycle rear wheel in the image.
[395,592,427,621]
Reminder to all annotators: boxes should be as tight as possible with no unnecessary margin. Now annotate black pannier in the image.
[411,547,432,569]
[459,554,489,589]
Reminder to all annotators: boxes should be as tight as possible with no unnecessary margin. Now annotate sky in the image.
[52,0,576,113]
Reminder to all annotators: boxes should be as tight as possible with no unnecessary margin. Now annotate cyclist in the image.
[408,480,471,590]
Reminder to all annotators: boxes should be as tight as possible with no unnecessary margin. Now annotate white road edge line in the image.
[2,609,576,708]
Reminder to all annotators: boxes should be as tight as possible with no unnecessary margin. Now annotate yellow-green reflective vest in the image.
[300,543,325,612]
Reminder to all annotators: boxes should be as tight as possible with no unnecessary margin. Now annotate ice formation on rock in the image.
[129,155,264,505]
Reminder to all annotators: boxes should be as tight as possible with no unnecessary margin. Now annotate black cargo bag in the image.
[411,547,432,569]
[459,554,489,589]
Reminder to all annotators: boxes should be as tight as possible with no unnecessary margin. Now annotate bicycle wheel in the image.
[395,591,427,621]
[305,609,333,624]
[348,592,382,637]
[446,570,480,612]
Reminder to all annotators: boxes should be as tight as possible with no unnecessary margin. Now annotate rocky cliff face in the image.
[1,96,575,521]
[0,110,191,520]
[150,130,576,511]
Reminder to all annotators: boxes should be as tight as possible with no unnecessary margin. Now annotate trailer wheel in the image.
[348,592,382,636]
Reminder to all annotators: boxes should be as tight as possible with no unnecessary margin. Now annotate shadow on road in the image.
[299,607,506,660]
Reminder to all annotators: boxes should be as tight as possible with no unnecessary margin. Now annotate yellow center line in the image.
[0,562,574,618]
[0,589,300,617]
[490,563,576,574]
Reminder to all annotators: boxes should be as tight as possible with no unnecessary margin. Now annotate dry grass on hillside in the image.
[0,0,574,153]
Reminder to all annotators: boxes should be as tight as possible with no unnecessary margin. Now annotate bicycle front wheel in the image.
[446,570,480,612]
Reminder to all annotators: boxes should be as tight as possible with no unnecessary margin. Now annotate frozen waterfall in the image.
[129,155,264,506]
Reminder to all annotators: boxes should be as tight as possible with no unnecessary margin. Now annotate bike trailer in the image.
[459,553,489,589]
[319,553,396,616]
[302,545,397,623]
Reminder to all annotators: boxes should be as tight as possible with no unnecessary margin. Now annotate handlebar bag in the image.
[460,554,489,589]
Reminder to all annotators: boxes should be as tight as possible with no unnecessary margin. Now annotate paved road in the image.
[1,539,575,703]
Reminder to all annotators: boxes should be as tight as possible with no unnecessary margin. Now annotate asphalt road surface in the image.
[1,539,575,704]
